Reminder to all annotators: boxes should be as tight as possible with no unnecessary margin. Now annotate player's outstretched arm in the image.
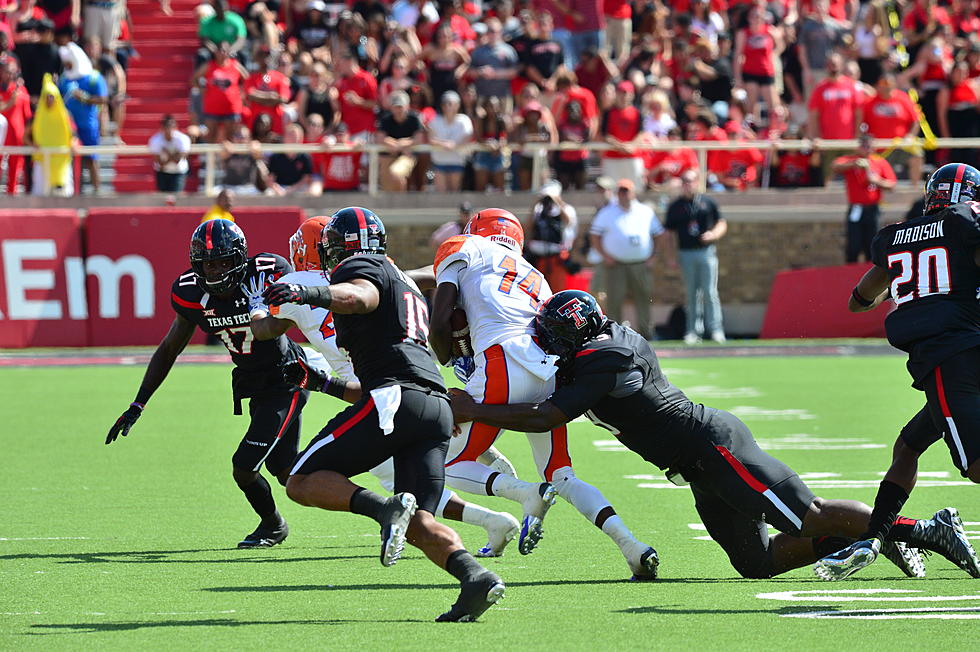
[429,282,458,365]
[263,279,379,314]
[249,314,293,341]
[849,265,890,312]
[449,388,569,432]
[405,264,436,292]
[106,314,195,444]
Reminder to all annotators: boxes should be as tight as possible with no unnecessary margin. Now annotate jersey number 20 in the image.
[887,247,951,304]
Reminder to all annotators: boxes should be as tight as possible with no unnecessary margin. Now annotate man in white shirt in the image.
[589,178,673,339]
[148,114,192,192]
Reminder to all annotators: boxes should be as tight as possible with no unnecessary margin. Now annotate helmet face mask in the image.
[535,290,608,366]
[924,163,980,215]
[190,219,248,295]
[317,206,386,271]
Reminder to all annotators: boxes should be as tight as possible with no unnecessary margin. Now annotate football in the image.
[450,307,473,358]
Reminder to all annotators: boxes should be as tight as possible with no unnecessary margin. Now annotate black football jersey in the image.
[330,254,446,394]
[171,253,303,399]
[547,322,710,470]
[870,202,980,386]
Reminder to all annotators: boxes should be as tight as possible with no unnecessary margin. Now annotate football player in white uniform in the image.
[244,216,521,556]
[430,209,658,578]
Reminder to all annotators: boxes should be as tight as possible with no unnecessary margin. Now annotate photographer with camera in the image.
[525,180,578,292]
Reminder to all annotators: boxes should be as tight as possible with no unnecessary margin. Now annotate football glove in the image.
[282,358,328,391]
[106,402,144,445]
[263,282,310,306]
[240,271,268,317]
[452,356,475,383]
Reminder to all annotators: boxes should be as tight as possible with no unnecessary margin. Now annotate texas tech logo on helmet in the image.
[558,298,588,328]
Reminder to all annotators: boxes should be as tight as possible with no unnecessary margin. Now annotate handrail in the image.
[6,137,977,195]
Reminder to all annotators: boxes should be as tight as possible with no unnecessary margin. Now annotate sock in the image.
[860,480,910,540]
[600,514,645,556]
[241,475,282,528]
[487,471,536,502]
[434,489,454,519]
[459,502,498,528]
[445,548,487,583]
[551,467,642,557]
[349,487,387,522]
[884,516,920,543]
[813,536,852,558]
[445,461,498,496]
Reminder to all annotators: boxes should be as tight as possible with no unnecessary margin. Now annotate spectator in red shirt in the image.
[573,46,618,99]
[832,133,897,262]
[769,138,823,187]
[718,123,765,191]
[858,72,922,182]
[334,52,378,143]
[937,59,980,168]
[0,58,31,194]
[600,80,645,189]
[807,52,863,183]
[552,0,605,67]
[734,6,784,128]
[902,0,951,65]
[317,123,363,192]
[950,0,980,49]
[551,69,598,138]
[646,127,698,189]
[245,47,291,136]
[191,44,247,143]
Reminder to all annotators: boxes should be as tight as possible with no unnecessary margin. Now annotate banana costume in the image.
[31,73,73,195]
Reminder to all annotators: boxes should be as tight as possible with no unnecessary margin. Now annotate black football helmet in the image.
[535,290,608,361]
[189,218,248,294]
[923,163,980,215]
[317,206,387,271]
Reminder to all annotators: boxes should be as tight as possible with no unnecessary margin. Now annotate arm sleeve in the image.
[548,369,619,421]
[589,209,608,235]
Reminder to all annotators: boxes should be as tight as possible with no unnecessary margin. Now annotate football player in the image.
[450,290,980,581]
[244,215,521,557]
[106,219,306,549]
[429,209,658,580]
[816,162,980,579]
[262,207,505,622]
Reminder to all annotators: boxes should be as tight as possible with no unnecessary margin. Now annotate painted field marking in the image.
[754,434,885,450]
[683,385,762,399]
[757,589,980,602]
[729,406,816,420]
[0,537,91,541]
[782,607,980,620]
[627,471,973,490]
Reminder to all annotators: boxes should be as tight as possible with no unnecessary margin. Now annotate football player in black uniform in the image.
[815,162,980,579]
[450,289,980,581]
[262,207,505,622]
[106,219,308,549]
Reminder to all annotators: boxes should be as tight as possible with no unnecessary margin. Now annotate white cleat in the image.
[627,545,660,581]
[814,538,880,581]
[518,482,557,555]
[379,492,417,567]
[476,512,521,557]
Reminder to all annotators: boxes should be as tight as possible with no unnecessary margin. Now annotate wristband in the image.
[307,285,333,309]
[323,376,347,398]
[851,287,873,307]
[130,401,145,411]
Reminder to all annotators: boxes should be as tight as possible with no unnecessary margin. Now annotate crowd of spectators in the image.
[3,0,980,194]
[179,0,980,196]
[0,0,156,194]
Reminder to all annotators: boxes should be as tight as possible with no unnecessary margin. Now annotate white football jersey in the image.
[434,234,552,355]
[269,270,356,382]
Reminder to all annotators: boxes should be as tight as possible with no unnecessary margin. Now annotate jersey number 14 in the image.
[887,247,951,304]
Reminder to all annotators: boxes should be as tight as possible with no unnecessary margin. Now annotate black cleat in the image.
[237,521,289,548]
[379,492,417,567]
[914,507,980,578]
[436,572,506,622]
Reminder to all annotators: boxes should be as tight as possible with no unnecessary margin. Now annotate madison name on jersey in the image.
[434,234,553,356]
[329,254,446,394]
[171,253,303,398]
[871,201,980,385]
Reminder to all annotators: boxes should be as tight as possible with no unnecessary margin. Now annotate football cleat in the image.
[880,540,926,578]
[435,572,506,622]
[475,511,521,558]
[814,538,880,581]
[518,483,557,555]
[628,546,660,582]
[913,507,980,578]
[379,492,417,567]
[477,446,519,478]
[237,521,289,548]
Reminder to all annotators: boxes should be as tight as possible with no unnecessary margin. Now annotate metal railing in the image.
[4,137,978,196]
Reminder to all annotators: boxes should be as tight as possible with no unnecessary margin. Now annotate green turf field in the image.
[2,352,978,650]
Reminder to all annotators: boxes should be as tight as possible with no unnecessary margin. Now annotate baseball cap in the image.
[307,0,327,11]
[595,176,616,191]
[617,178,635,191]
[390,91,409,107]
[522,100,543,116]
[540,179,562,198]
[441,90,461,105]
[616,80,635,94]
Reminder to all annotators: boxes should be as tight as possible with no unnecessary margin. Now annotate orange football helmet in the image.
[289,215,331,271]
[466,208,524,251]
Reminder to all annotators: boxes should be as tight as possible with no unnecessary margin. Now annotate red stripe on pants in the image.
[447,345,508,464]
[715,445,768,493]
[333,397,376,438]
[543,425,572,481]
[934,367,952,418]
